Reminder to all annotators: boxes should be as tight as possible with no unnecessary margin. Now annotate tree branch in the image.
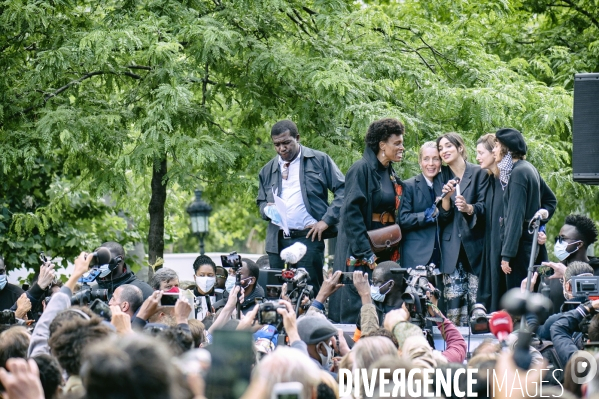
[550,0,599,30]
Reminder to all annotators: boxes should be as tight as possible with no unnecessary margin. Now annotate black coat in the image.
[328,147,402,323]
[333,147,401,270]
[399,173,443,268]
[438,163,489,275]
[477,175,506,312]
[500,160,557,261]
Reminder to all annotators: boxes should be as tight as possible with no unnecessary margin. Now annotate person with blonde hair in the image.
[399,141,444,270]
[241,346,321,399]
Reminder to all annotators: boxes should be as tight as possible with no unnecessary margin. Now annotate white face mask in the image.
[195,276,216,294]
[0,275,7,291]
[225,275,236,292]
[554,239,582,262]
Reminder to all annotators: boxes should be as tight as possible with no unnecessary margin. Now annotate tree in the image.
[1,0,591,272]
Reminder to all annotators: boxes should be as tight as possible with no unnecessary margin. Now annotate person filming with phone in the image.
[524,261,595,340]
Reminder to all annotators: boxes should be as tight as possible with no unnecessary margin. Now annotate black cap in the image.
[495,128,527,155]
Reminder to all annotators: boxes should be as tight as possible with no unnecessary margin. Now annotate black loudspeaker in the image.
[573,73,599,185]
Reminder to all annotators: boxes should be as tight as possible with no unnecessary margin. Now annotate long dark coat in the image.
[328,147,401,323]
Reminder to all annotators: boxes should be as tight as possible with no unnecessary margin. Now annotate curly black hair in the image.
[565,214,599,245]
[365,118,405,154]
[193,254,216,274]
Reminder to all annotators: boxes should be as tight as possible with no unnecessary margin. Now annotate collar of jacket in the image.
[268,145,315,175]
[242,283,265,309]
[362,146,381,170]
[97,270,136,287]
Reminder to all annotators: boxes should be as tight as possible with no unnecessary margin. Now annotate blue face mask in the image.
[370,280,393,302]
[0,275,7,291]
[225,275,236,292]
[554,239,581,262]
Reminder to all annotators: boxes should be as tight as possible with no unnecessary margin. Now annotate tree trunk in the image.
[148,156,168,267]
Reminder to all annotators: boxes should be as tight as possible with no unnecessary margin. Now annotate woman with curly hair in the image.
[330,118,405,324]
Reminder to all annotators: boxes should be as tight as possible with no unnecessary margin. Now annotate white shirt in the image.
[278,150,318,230]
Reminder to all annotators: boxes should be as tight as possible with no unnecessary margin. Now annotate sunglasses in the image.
[554,236,581,245]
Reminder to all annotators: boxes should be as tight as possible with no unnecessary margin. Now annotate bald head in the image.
[109,284,143,317]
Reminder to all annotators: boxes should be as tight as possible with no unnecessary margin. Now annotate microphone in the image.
[88,247,112,266]
[532,208,549,221]
[435,177,461,204]
[280,242,307,265]
[489,311,513,343]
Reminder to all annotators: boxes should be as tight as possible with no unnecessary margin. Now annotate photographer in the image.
[220,258,264,315]
[28,251,93,358]
[94,241,153,300]
[550,298,599,367]
[383,289,467,363]
[369,261,405,324]
[525,262,594,340]
[1,255,56,317]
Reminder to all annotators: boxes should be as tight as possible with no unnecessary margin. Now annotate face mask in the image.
[195,276,216,294]
[554,240,581,261]
[370,280,393,302]
[225,275,236,292]
[241,277,253,289]
[165,286,179,294]
[0,275,6,290]
[318,342,333,369]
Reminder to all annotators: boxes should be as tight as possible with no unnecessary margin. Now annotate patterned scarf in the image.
[390,168,402,262]
[497,152,514,190]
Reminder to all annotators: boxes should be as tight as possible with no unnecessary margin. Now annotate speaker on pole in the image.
[573,73,599,185]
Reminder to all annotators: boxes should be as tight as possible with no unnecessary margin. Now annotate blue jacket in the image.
[256,145,345,253]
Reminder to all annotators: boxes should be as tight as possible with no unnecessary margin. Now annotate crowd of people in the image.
[1,118,599,399]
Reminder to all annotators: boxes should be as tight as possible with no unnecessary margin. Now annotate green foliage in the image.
[1,0,597,267]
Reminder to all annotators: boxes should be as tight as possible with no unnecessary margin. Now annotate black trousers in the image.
[506,239,534,290]
[267,232,325,295]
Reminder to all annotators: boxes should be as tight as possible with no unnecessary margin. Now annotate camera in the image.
[221,251,242,270]
[257,300,285,326]
[280,267,313,311]
[71,286,109,305]
[401,264,441,330]
[469,303,491,334]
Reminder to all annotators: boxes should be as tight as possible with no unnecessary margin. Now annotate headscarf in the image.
[497,152,514,190]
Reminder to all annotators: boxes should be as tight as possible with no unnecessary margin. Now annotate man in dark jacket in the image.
[0,255,24,311]
[219,258,264,315]
[256,120,345,294]
[494,128,558,289]
[92,242,153,300]
[550,299,599,367]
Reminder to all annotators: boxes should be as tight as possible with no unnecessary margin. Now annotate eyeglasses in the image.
[281,162,290,180]
[555,236,577,244]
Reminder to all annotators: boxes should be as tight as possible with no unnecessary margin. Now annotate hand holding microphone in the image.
[436,177,461,205]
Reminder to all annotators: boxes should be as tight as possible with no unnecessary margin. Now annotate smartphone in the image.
[160,292,180,306]
[271,382,304,399]
[205,330,254,399]
[341,272,354,285]
[89,298,112,321]
[534,264,555,277]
